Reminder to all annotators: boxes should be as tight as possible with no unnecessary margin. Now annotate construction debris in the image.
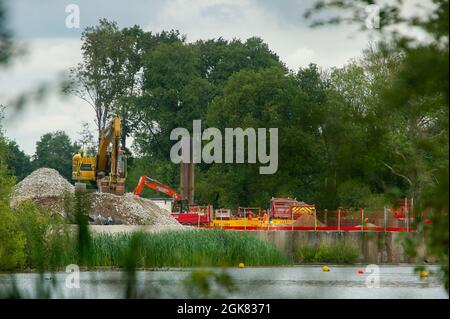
[10,168,183,230]
[293,214,325,227]
[91,192,184,229]
[10,168,74,212]
[12,168,74,201]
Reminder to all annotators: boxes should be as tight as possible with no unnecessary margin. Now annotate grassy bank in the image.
[7,224,290,270]
[295,243,360,264]
[85,230,290,268]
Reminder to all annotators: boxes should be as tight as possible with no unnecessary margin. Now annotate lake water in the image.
[0,265,447,299]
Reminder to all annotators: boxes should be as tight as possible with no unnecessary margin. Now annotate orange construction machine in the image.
[133,176,210,225]
[134,176,183,201]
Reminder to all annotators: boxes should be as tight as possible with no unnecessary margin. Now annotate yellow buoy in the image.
[322,265,330,272]
[239,262,245,268]
[420,271,428,278]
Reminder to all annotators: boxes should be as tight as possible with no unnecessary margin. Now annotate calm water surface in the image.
[0,265,447,299]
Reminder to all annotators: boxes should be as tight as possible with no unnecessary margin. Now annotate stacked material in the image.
[11,168,74,212]
[91,192,184,229]
[11,168,183,229]
[293,214,326,227]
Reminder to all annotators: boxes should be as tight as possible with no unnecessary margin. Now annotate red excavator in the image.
[134,176,184,201]
[133,176,210,225]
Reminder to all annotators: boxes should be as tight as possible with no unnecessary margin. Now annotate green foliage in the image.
[32,130,77,180]
[0,161,25,270]
[14,202,71,271]
[0,202,26,270]
[4,140,33,181]
[295,243,360,264]
[73,190,93,266]
[86,230,288,268]
[183,269,236,298]
[307,0,449,290]
[337,180,372,210]
[295,245,317,263]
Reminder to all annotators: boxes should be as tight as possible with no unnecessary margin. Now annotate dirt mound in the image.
[293,214,325,227]
[11,168,183,229]
[11,168,74,210]
[91,192,184,229]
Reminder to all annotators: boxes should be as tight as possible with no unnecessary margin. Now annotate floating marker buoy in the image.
[357,268,364,275]
[420,271,428,278]
[322,265,330,272]
[239,262,245,268]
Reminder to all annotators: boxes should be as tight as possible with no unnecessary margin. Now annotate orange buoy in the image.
[357,268,364,275]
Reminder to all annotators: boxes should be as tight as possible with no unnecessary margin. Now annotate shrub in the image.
[15,201,71,270]
[315,242,360,264]
[295,245,317,263]
[295,242,360,264]
[0,203,26,270]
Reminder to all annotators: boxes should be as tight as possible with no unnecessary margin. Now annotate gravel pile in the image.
[91,192,184,229]
[11,168,74,212]
[11,167,183,229]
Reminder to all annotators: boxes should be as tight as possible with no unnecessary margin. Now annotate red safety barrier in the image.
[194,225,416,232]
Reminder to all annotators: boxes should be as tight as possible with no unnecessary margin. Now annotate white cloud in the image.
[1,1,374,156]
[285,48,316,70]
[1,38,93,155]
[146,0,370,69]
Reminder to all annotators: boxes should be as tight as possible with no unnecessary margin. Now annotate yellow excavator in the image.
[72,116,126,195]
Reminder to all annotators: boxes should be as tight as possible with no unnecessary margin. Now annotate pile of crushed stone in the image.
[91,192,184,229]
[11,168,74,212]
[10,168,183,229]
[12,168,75,200]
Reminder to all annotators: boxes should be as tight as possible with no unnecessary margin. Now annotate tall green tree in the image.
[71,20,148,149]
[203,65,328,208]
[32,131,77,180]
[307,0,449,290]
[4,140,32,181]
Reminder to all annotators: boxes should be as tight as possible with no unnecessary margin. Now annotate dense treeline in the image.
[3,21,448,212]
[0,0,448,290]
[60,16,445,213]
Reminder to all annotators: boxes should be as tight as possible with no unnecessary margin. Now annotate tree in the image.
[306,0,449,290]
[69,20,125,138]
[32,131,77,181]
[203,66,328,208]
[5,140,32,181]
[77,122,96,156]
[70,20,147,149]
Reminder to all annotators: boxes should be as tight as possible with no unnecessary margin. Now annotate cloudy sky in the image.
[0,0,379,155]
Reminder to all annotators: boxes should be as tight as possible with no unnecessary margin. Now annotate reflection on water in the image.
[0,265,447,299]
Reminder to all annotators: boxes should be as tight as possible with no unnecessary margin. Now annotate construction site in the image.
[1,0,447,301]
[7,115,429,265]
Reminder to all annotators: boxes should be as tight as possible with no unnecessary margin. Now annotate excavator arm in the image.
[96,116,121,175]
[72,116,126,195]
[96,116,126,194]
[134,176,183,201]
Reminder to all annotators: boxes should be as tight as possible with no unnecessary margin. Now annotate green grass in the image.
[16,229,289,270]
[86,229,289,268]
[295,242,360,264]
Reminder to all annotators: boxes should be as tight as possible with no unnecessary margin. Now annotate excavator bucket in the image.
[115,181,125,195]
[97,177,125,195]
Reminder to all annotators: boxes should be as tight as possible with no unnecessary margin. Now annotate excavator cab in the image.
[72,116,127,195]
[72,150,96,192]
